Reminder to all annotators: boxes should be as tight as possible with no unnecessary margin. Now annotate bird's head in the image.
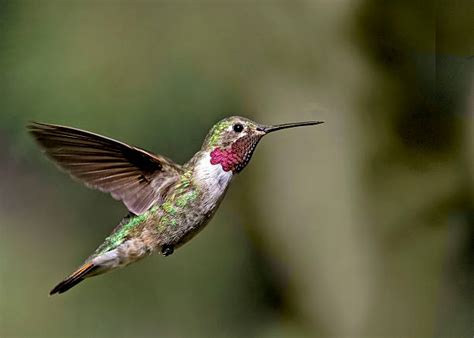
[202,116,323,173]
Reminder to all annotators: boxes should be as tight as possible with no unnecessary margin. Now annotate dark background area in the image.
[0,1,472,337]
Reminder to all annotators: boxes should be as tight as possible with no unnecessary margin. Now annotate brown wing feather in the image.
[28,122,182,215]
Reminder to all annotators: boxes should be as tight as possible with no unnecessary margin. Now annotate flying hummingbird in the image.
[28,116,323,295]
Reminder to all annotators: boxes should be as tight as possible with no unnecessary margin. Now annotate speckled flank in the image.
[158,170,199,229]
[95,210,154,255]
[176,190,198,207]
[95,169,201,256]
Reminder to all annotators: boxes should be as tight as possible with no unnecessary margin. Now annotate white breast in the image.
[193,152,233,212]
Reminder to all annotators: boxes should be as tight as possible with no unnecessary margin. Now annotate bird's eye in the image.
[233,123,244,133]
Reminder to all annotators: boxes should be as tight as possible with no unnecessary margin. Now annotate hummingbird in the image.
[28,116,323,295]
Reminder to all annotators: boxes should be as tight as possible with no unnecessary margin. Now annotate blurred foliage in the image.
[0,1,472,338]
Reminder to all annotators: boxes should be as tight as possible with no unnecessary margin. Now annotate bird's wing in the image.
[28,122,182,215]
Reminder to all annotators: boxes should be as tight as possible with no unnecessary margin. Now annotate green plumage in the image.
[93,169,200,256]
[94,211,151,256]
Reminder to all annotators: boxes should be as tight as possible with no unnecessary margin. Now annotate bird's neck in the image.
[188,150,234,195]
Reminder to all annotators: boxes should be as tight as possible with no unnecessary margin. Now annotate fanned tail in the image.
[49,262,98,295]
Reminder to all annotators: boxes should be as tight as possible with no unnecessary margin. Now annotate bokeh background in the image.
[0,1,472,337]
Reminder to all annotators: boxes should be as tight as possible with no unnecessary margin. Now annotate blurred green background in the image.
[0,1,472,337]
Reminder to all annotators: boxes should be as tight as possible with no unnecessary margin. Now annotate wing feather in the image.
[28,122,182,214]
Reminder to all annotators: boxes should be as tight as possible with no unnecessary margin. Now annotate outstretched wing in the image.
[28,122,182,215]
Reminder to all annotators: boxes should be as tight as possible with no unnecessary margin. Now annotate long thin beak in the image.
[257,120,324,134]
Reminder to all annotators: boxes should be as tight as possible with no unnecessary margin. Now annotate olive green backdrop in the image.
[0,1,472,337]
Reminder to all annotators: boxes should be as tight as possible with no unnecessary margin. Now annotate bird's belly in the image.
[155,192,227,250]
[156,208,212,248]
[92,192,225,268]
[91,237,152,272]
[173,211,215,248]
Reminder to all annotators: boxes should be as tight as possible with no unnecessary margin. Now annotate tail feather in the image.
[49,262,98,295]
